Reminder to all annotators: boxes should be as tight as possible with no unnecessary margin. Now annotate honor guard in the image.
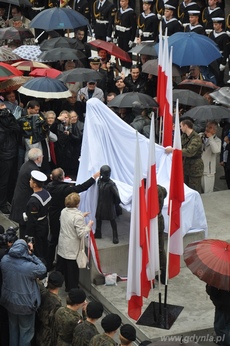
[184,7,205,34]
[178,0,198,26]
[114,0,137,70]
[137,0,159,42]
[162,1,183,36]
[92,0,116,41]
[155,0,179,18]
[201,0,225,30]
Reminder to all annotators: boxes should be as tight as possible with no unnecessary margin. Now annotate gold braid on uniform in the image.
[114,11,121,25]
[156,0,163,15]
[201,9,207,24]
[48,0,54,7]
[93,2,100,18]
[137,15,145,29]
[177,6,184,20]
[227,14,230,29]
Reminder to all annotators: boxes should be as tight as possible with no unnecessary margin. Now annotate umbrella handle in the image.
[7,4,11,21]
[35,31,45,43]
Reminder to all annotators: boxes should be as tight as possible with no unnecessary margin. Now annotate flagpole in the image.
[164,198,172,307]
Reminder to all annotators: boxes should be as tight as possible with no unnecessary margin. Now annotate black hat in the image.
[101,313,122,332]
[48,271,64,288]
[164,1,176,10]
[120,324,136,341]
[68,288,86,304]
[86,301,104,319]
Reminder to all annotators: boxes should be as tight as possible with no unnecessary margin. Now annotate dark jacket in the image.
[0,239,46,315]
[206,284,230,313]
[123,74,147,93]
[0,108,20,160]
[95,178,121,220]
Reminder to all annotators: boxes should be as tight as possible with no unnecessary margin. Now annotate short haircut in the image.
[65,192,80,208]
[180,119,194,129]
[130,64,140,71]
[27,100,40,109]
[28,148,43,161]
[206,120,218,129]
[51,168,64,182]
[45,110,56,119]
[31,178,44,188]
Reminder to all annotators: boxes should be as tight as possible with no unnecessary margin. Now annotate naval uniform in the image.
[155,0,179,16]
[202,7,225,30]
[137,11,159,42]
[162,17,183,36]
[114,7,137,68]
[93,0,116,41]
[26,189,51,261]
[184,23,205,35]
[178,1,197,25]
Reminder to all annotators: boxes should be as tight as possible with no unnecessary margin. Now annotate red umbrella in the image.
[184,239,230,291]
[29,68,61,78]
[89,39,132,63]
[0,62,23,81]
[11,61,51,72]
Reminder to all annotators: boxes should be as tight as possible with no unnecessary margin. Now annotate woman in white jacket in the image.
[57,192,93,292]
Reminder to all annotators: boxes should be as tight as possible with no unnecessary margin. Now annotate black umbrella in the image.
[40,37,84,51]
[0,27,34,41]
[183,105,230,121]
[129,42,158,57]
[173,89,209,107]
[57,68,103,83]
[1,0,32,6]
[107,92,158,108]
[210,87,230,107]
[38,48,85,62]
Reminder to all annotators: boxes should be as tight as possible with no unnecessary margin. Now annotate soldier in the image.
[209,17,230,86]
[25,170,52,261]
[89,313,122,346]
[155,0,179,18]
[72,301,104,346]
[136,0,159,42]
[162,1,183,36]
[113,0,137,71]
[184,8,205,34]
[36,271,64,346]
[119,324,136,345]
[92,0,117,41]
[202,0,225,31]
[55,288,87,345]
[178,0,198,27]
[165,118,204,193]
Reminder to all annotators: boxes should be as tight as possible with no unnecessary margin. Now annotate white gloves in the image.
[113,38,117,44]
[106,36,111,42]
[226,31,230,37]
[128,40,133,48]
[157,14,162,20]
[219,64,226,72]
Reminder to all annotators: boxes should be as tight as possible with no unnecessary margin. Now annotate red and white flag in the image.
[157,22,165,118]
[127,133,150,320]
[146,117,160,280]
[167,100,185,279]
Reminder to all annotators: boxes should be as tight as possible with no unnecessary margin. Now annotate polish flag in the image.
[157,22,166,117]
[146,117,160,280]
[127,133,150,320]
[167,100,185,279]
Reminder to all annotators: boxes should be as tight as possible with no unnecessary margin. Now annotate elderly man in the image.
[199,121,221,193]
[77,81,104,103]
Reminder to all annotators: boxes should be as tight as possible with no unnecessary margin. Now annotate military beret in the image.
[68,288,86,304]
[86,301,104,319]
[48,271,64,288]
[120,324,136,341]
[101,313,122,332]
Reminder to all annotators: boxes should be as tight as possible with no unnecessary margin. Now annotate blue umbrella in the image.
[156,32,221,67]
[18,77,72,99]
[29,7,89,31]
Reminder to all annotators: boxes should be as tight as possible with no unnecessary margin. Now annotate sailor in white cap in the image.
[136,0,159,42]
[178,0,198,26]
[185,8,205,34]
[24,170,51,261]
[162,1,183,36]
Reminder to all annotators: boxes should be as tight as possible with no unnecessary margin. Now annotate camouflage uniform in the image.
[55,307,82,346]
[89,333,117,346]
[181,130,204,193]
[36,285,62,346]
[72,320,99,346]
[158,185,167,272]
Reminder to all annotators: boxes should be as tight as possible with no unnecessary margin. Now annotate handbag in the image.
[76,236,88,269]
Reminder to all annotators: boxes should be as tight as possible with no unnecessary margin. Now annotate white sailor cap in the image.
[164,3,176,10]
[31,170,47,182]
[212,17,225,23]
[188,10,200,15]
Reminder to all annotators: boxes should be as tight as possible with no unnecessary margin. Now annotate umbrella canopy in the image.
[57,67,103,83]
[18,77,72,99]
[107,92,158,108]
[12,60,51,72]
[0,46,20,62]
[183,105,230,121]
[210,87,230,107]
[173,89,209,107]
[12,45,44,62]
[142,59,182,77]
[0,62,23,81]
[38,47,85,62]
[29,7,89,31]
[129,41,157,57]
[184,239,230,291]
[40,37,84,51]
[29,68,61,78]
[165,32,221,66]
[89,39,131,63]
[177,80,219,96]
[0,27,34,41]
[0,76,33,92]
[1,0,32,6]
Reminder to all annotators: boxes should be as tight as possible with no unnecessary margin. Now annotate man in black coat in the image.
[92,0,117,41]
[0,102,20,214]
[46,168,99,271]
[9,148,43,238]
